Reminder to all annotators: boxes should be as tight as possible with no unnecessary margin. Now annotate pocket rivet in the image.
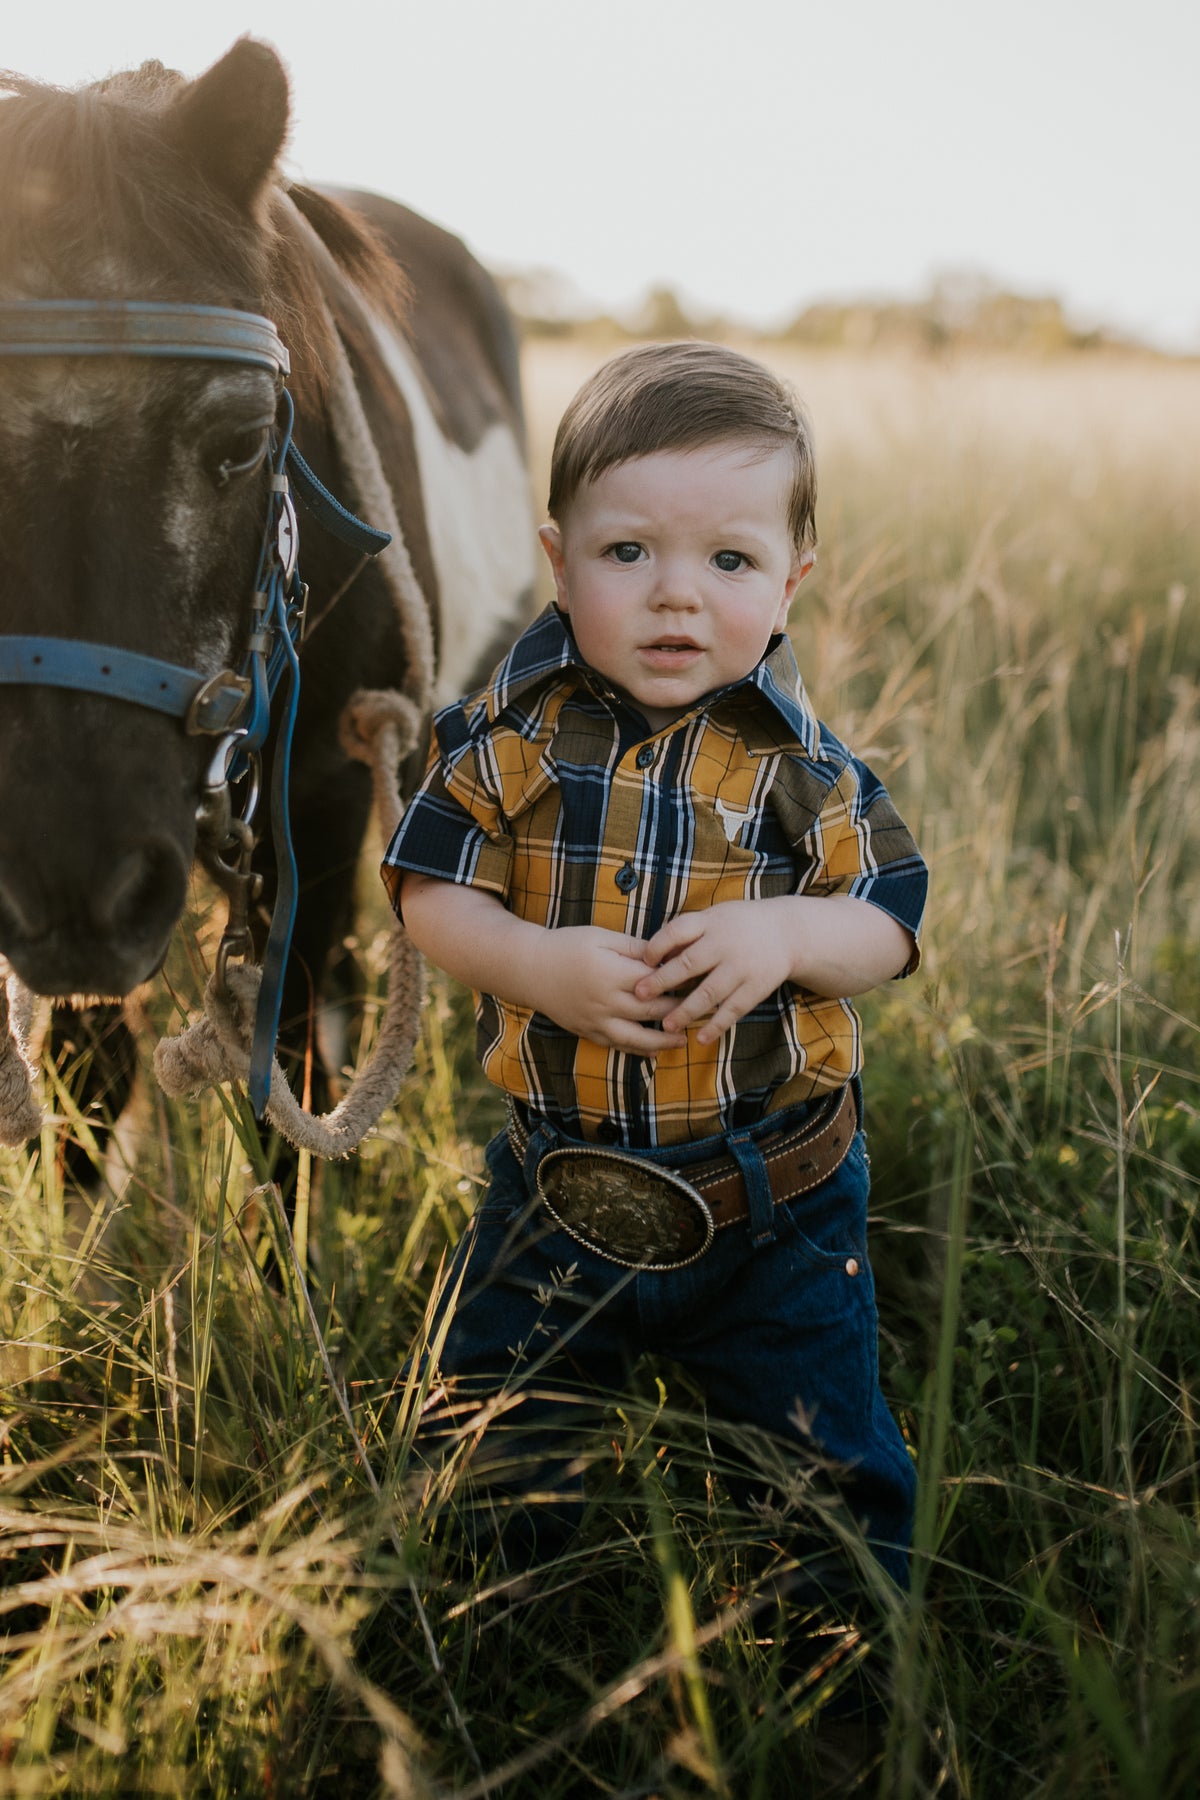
[845,1257,860,1277]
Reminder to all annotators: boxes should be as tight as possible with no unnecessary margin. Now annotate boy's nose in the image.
[652,564,702,609]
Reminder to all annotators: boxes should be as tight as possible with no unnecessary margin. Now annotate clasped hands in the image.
[526,899,795,1056]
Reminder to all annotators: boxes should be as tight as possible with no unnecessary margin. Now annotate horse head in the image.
[0,41,298,999]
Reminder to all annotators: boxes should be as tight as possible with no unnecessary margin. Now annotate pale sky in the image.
[4,0,1197,350]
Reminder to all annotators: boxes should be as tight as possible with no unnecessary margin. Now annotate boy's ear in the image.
[773,549,816,630]
[538,522,570,610]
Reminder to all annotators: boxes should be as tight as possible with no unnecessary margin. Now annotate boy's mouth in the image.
[642,638,702,657]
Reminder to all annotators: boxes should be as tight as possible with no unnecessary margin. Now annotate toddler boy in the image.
[383,341,927,1587]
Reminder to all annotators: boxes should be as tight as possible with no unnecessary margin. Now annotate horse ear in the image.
[167,38,290,215]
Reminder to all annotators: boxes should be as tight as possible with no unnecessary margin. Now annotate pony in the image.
[0,39,534,1164]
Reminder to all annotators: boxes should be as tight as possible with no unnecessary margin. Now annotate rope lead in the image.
[154,689,425,1157]
[0,690,424,1158]
[0,971,40,1147]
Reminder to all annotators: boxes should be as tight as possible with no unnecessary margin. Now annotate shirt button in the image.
[635,744,656,769]
[597,1119,622,1143]
[615,862,639,893]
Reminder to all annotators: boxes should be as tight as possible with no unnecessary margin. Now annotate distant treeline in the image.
[498,268,1145,354]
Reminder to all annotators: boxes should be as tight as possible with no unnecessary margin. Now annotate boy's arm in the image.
[635,896,915,1046]
[399,872,687,1055]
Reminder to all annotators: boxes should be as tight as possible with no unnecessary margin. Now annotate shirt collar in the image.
[479,604,823,758]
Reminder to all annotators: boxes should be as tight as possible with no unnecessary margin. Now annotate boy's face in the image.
[539,440,811,732]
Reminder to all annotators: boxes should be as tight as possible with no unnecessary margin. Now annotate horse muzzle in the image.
[0,834,189,999]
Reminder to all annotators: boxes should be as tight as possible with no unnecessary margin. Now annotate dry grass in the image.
[1,339,1197,1797]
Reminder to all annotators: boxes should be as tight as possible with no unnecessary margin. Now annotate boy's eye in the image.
[713,550,749,573]
[607,542,645,564]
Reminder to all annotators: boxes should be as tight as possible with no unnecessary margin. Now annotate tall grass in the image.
[2,343,1198,1796]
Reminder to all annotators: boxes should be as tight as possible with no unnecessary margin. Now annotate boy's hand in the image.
[528,926,688,1055]
[637,895,915,1042]
[636,901,793,1045]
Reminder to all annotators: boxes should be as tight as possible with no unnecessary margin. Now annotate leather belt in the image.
[506,1083,858,1270]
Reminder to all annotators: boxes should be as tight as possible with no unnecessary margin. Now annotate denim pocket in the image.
[773,1131,870,1271]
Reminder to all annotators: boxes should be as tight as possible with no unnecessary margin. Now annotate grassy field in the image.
[2,338,1198,1797]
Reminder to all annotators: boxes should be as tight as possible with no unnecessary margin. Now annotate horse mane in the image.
[271,184,412,408]
[0,62,409,409]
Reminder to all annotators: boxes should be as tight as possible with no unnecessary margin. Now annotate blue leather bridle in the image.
[0,299,392,1117]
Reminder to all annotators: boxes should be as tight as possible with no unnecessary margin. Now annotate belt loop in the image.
[725,1130,777,1247]
[522,1121,558,1194]
[506,1097,560,1195]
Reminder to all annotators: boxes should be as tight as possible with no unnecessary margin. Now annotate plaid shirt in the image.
[382,606,927,1147]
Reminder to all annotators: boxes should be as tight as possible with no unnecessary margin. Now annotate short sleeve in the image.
[772,739,928,973]
[381,725,514,917]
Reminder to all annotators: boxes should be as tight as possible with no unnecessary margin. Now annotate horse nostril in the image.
[0,873,37,946]
[0,885,21,949]
[94,841,190,948]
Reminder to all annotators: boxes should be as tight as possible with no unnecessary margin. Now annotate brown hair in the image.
[547,340,817,552]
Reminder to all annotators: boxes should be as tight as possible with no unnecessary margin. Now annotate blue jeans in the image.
[420,1094,916,1587]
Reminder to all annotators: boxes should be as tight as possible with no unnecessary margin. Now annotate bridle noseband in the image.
[0,299,391,1116]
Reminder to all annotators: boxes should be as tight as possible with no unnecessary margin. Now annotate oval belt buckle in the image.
[535,1147,715,1270]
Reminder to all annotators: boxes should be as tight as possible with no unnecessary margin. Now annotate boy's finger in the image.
[634,958,705,1000]
[613,1023,688,1055]
[692,980,763,1042]
[661,981,724,1033]
[633,967,666,997]
[641,920,701,968]
[616,993,681,1022]
[615,931,658,959]
[694,1004,744,1044]
[681,1000,744,1043]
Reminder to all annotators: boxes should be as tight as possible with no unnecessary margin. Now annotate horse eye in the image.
[209,425,271,490]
